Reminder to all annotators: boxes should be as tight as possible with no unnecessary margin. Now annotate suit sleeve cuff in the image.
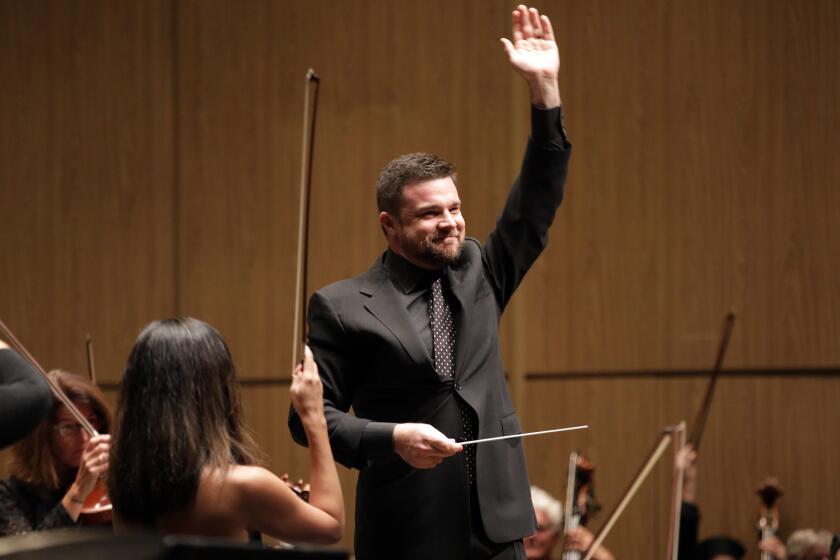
[531,105,571,150]
[360,421,397,462]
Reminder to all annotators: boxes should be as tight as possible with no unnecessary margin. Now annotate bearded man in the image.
[289,5,572,559]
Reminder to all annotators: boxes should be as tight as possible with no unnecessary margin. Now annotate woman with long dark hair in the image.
[108,317,343,544]
[0,368,112,535]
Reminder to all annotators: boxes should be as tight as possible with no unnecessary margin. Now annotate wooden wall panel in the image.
[0,0,175,382]
[507,0,840,375]
[176,0,521,379]
[523,373,840,559]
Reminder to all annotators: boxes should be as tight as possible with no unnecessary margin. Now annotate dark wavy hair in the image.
[108,317,260,526]
[10,370,111,494]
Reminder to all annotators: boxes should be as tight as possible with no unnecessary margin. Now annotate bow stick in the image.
[665,421,687,560]
[688,312,736,449]
[291,69,321,371]
[664,312,735,558]
[85,333,97,384]
[582,426,677,560]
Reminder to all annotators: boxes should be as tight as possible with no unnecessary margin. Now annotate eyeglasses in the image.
[52,416,101,438]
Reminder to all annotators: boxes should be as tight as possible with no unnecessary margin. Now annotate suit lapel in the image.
[361,266,433,369]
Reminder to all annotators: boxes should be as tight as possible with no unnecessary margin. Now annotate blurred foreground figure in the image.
[0,340,51,450]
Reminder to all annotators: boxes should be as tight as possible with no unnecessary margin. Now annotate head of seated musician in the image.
[771,528,834,560]
[108,317,344,545]
[525,486,562,560]
[524,485,614,560]
[0,370,111,535]
[696,536,746,560]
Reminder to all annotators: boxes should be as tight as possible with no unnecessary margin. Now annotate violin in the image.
[563,451,600,560]
[280,473,311,502]
[756,477,783,560]
[79,481,112,524]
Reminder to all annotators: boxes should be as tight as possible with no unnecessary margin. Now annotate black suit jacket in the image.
[290,107,571,559]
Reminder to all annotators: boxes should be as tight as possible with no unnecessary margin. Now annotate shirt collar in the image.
[384,249,444,294]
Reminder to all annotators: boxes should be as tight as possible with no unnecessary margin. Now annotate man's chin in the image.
[426,242,464,266]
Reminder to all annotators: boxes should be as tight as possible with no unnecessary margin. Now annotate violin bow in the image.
[665,421,687,560]
[664,312,735,558]
[85,333,97,384]
[687,312,736,450]
[563,449,579,551]
[0,318,99,436]
[582,426,676,560]
[564,451,599,560]
[291,69,321,371]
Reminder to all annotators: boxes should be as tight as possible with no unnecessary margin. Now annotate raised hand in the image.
[500,5,561,108]
[63,433,110,519]
[676,443,698,502]
[290,345,325,424]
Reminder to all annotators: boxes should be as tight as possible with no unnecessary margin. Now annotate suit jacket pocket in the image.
[500,411,522,448]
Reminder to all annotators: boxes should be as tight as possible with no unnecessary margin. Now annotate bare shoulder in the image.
[224,465,273,486]
[221,465,293,501]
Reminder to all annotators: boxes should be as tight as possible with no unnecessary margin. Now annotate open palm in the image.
[501,5,559,79]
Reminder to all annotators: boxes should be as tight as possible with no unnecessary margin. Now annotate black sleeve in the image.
[0,480,75,536]
[289,292,384,469]
[481,106,572,311]
[0,349,53,449]
[678,501,700,560]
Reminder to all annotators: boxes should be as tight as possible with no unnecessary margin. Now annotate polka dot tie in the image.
[429,277,477,485]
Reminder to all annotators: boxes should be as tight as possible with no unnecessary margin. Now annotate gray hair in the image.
[530,485,563,533]
[787,529,833,559]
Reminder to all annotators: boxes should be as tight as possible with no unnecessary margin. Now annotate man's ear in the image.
[379,211,398,238]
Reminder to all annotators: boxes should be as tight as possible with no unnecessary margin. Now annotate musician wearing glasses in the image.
[0,369,111,535]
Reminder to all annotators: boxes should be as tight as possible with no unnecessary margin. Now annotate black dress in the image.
[0,477,76,535]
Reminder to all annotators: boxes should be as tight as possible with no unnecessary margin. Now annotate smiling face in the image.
[380,176,466,270]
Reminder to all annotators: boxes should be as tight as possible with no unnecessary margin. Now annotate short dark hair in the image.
[376,153,456,216]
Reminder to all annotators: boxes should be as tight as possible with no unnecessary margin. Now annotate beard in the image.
[402,230,465,268]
